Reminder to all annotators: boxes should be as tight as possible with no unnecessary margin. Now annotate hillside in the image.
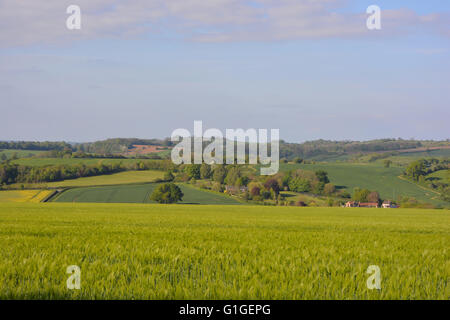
[278,162,447,206]
[3,138,450,161]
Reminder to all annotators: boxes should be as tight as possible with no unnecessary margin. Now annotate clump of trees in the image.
[150,183,183,204]
[177,163,342,205]
[405,158,449,182]
[352,188,381,204]
[0,141,71,151]
[404,158,449,203]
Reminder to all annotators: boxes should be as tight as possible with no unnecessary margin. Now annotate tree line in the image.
[0,160,175,186]
[0,141,71,151]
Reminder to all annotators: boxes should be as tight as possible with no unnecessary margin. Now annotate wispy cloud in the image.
[0,0,449,47]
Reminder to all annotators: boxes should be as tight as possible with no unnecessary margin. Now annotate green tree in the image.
[150,183,183,204]
[225,166,241,185]
[288,177,311,193]
[213,165,226,184]
[323,183,336,195]
[281,173,291,189]
[353,188,370,202]
[237,176,249,187]
[200,163,211,179]
[164,171,174,181]
[405,160,426,181]
[383,160,392,168]
[185,164,201,179]
[315,170,329,184]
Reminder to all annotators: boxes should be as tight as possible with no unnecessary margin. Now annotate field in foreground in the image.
[0,203,448,299]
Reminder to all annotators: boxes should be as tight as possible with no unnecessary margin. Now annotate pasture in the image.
[0,203,448,299]
[426,170,449,184]
[52,183,241,205]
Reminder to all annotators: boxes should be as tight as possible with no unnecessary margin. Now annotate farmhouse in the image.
[345,201,358,207]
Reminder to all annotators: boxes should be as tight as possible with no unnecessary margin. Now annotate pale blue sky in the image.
[0,0,449,142]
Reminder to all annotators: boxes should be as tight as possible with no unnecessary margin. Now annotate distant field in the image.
[0,203,448,299]
[0,190,53,203]
[0,149,45,159]
[11,157,150,167]
[381,149,450,166]
[279,163,446,206]
[52,183,241,205]
[31,170,165,188]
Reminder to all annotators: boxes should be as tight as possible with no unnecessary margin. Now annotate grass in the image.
[0,203,448,299]
[52,183,241,205]
[426,170,449,184]
[0,190,53,203]
[279,162,447,206]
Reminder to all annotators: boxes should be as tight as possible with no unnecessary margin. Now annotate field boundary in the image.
[41,190,60,202]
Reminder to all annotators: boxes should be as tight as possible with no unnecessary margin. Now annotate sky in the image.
[0,0,449,143]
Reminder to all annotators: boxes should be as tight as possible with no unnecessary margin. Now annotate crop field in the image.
[0,190,53,203]
[0,203,448,299]
[30,170,165,188]
[52,183,241,205]
[279,163,446,206]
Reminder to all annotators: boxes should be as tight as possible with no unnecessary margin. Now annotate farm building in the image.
[382,200,397,208]
[345,201,380,208]
[359,202,379,208]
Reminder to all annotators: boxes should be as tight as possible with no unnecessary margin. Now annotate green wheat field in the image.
[0,203,448,299]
